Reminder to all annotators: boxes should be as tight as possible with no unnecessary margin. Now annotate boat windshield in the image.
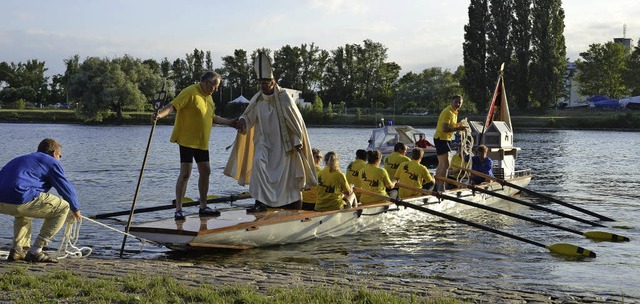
[368,126,425,150]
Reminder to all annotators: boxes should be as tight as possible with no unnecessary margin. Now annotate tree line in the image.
[1,0,638,122]
[462,0,640,109]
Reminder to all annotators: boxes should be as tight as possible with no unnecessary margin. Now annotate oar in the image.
[89,193,251,219]
[433,177,605,227]
[354,187,596,258]
[399,181,629,242]
[453,165,615,222]
[119,84,167,258]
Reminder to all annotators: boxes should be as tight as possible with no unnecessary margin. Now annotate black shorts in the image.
[433,138,452,155]
[179,145,210,163]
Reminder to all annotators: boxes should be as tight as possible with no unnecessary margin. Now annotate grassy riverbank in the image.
[1,108,640,130]
[3,256,605,304]
[1,267,455,304]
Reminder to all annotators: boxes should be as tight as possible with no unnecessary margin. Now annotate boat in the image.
[366,122,439,167]
[128,66,532,251]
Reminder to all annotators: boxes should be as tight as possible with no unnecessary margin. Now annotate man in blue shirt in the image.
[470,145,494,184]
[0,138,81,263]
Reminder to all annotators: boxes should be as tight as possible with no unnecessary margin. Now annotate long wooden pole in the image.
[399,181,628,242]
[354,187,596,258]
[90,193,250,219]
[119,84,166,258]
[433,177,605,227]
[453,165,615,221]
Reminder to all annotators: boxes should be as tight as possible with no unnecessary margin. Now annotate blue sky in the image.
[1,0,638,78]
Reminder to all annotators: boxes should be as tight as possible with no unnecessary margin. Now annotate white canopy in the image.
[229,95,250,104]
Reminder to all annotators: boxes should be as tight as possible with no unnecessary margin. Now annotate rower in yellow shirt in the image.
[315,152,356,212]
[383,143,410,178]
[394,148,434,199]
[360,150,396,205]
[302,148,323,210]
[345,149,367,200]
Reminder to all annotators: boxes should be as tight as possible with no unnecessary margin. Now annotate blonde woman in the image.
[315,152,356,212]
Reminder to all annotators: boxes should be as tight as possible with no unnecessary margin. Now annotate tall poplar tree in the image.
[462,0,489,108]
[509,0,532,109]
[486,0,513,81]
[529,0,566,108]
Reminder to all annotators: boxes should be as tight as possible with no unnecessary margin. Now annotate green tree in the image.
[529,0,566,108]
[462,0,490,107]
[625,40,640,96]
[299,43,329,101]
[220,49,254,102]
[321,40,398,111]
[509,0,532,109]
[576,42,629,99]
[486,0,513,78]
[68,56,162,121]
[393,67,465,114]
[273,45,302,89]
[311,94,323,115]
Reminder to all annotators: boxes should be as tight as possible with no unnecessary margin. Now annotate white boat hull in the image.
[129,175,531,250]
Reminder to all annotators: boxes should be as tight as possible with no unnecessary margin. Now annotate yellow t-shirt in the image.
[302,165,322,204]
[346,159,366,188]
[315,167,351,212]
[383,152,411,179]
[359,164,393,205]
[433,105,458,141]
[169,83,215,150]
[449,153,463,177]
[394,160,433,199]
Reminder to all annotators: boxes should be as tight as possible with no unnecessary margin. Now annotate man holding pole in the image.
[153,71,237,220]
[433,95,468,191]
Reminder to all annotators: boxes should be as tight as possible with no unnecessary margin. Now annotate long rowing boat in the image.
[128,174,530,250]
[129,65,534,251]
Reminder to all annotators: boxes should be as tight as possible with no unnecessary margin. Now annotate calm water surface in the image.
[1,123,639,301]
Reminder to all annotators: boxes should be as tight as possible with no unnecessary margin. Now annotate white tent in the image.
[229,95,250,104]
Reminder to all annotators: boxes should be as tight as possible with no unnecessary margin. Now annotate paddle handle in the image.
[453,165,615,222]
[354,187,548,249]
[433,177,605,227]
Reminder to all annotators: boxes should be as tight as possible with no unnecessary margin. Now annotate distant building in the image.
[558,62,588,108]
[558,35,635,108]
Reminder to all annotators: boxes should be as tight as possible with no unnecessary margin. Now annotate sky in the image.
[1,0,639,78]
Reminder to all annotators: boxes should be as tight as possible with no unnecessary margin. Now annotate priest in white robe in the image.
[224,52,317,212]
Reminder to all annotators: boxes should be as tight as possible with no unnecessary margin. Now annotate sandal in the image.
[25,251,58,263]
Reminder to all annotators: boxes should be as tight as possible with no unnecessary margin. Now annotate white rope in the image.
[55,216,93,260]
[52,215,158,260]
[81,216,160,247]
[453,118,474,182]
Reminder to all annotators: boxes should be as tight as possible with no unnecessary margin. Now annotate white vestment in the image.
[224,85,317,207]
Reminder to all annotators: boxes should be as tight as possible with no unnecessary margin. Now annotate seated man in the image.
[394,148,434,199]
[415,134,431,148]
[470,145,494,184]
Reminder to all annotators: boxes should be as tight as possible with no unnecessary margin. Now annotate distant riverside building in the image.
[613,37,632,53]
[557,36,635,108]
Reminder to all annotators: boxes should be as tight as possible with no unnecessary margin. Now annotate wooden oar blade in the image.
[546,243,596,258]
[583,231,630,242]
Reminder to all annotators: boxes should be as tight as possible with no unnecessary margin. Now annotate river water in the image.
[1,123,639,301]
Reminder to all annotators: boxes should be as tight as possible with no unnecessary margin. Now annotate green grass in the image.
[0,267,463,304]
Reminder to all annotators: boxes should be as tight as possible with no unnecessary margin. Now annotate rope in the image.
[453,118,474,182]
[52,215,159,260]
[55,216,92,260]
